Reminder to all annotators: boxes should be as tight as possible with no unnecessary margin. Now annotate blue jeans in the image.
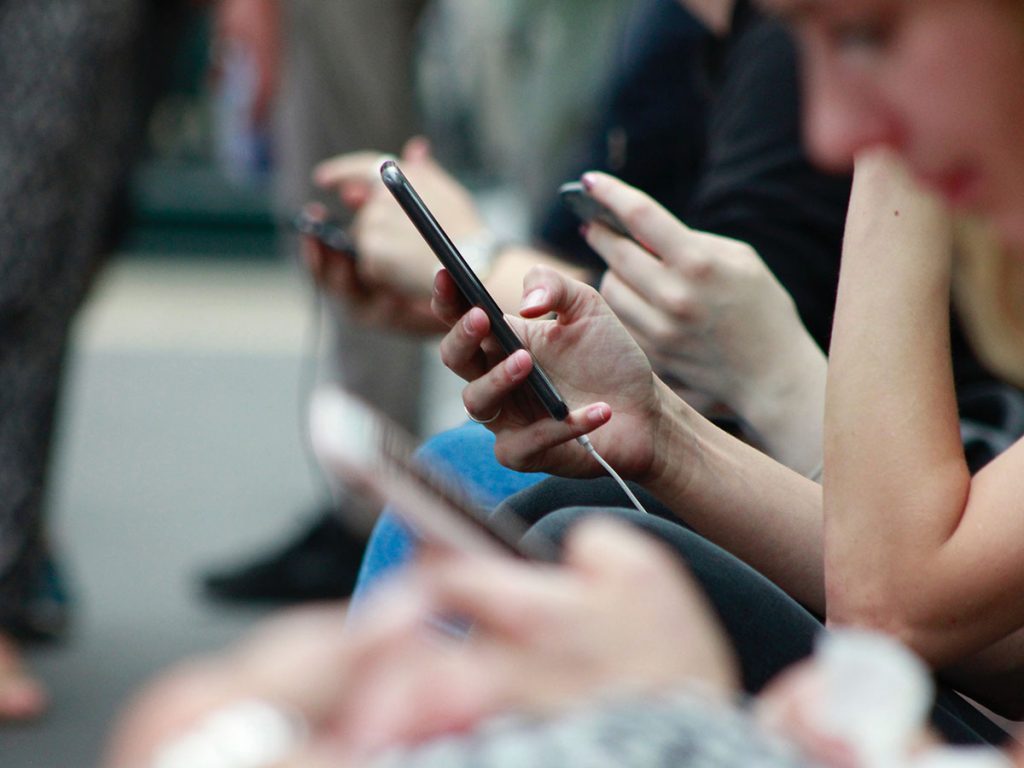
[351,422,549,601]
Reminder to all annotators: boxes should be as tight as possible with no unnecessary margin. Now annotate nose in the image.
[801,64,905,173]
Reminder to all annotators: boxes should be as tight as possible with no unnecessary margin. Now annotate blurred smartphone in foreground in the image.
[309,387,557,561]
[293,210,358,258]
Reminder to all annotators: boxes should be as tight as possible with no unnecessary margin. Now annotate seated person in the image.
[310,0,846,588]
[314,0,1019,600]
[108,0,1024,763]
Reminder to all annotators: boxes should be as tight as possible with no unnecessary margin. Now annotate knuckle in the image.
[649,321,681,353]
[461,391,479,414]
[683,253,715,282]
[658,285,696,319]
[526,421,554,449]
[492,440,524,470]
[438,340,461,371]
[619,201,657,235]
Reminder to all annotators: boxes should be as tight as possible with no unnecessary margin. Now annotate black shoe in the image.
[3,553,74,644]
[201,510,367,604]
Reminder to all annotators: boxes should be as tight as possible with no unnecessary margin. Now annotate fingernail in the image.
[463,312,477,334]
[581,173,597,192]
[520,288,547,313]
[587,404,610,424]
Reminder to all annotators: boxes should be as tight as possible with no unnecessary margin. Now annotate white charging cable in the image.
[576,434,650,515]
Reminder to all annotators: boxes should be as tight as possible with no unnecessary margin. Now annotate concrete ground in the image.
[2,256,463,766]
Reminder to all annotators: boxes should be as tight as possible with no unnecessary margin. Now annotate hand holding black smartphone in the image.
[558,181,637,242]
[380,160,569,421]
[293,210,358,259]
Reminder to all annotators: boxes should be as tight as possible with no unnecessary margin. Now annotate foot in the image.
[0,632,47,721]
[201,510,367,605]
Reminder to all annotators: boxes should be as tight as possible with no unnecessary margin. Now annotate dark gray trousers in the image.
[494,476,1011,747]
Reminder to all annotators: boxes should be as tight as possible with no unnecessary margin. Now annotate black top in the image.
[538,0,848,351]
[536,0,997,399]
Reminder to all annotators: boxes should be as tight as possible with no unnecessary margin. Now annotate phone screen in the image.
[293,211,358,258]
[380,161,569,421]
[310,387,557,561]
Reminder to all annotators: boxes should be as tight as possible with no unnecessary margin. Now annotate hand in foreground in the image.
[432,264,678,480]
[105,520,737,767]
[299,203,445,335]
[313,137,486,298]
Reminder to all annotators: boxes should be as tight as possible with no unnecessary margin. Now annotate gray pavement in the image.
[2,259,335,766]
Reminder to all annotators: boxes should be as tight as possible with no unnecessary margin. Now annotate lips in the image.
[915,166,983,208]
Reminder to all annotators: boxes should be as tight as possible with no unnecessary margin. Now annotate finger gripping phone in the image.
[558,181,637,242]
[380,160,569,421]
[292,211,358,259]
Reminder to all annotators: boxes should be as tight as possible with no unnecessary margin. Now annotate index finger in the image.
[581,172,701,264]
[586,220,673,304]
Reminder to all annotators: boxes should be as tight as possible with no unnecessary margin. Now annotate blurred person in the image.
[105,520,1012,767]
[104,520,775,767]
[204,0,675,605]
[430,0,1024,741]
[314,0,846,590]
[200,0,431,605]
[0,0,190,721]
[415,0,632,214]
[323,0,1020,616]
[98,0,1024,762]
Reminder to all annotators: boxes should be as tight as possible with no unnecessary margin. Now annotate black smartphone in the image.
[293,211,358,259]
[310,387,557,561]
[558,181,637,242]
[380,160,569,421]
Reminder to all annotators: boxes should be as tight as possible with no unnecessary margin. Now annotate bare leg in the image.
[0,632,46,720]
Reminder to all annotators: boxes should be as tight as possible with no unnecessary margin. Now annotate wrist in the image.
[642,377,706,504]
[731,333,827,477]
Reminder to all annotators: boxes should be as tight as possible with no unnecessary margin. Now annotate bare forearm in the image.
[645,379,826,612]
[823,152,974,644]
[733,327,827,479]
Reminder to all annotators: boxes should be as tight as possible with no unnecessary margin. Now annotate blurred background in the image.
[1,1,629,762]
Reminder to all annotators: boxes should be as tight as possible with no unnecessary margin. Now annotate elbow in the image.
[825,577,947,665]
[827,600,919,650]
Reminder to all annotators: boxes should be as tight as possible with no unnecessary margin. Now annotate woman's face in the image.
[760,0,1024,243]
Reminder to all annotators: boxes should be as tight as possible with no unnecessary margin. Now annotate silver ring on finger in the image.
[464,405,502,424]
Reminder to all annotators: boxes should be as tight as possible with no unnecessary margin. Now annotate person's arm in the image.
[312,139,588,312]
[431,265,826,611]
[824,150,1024,684]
